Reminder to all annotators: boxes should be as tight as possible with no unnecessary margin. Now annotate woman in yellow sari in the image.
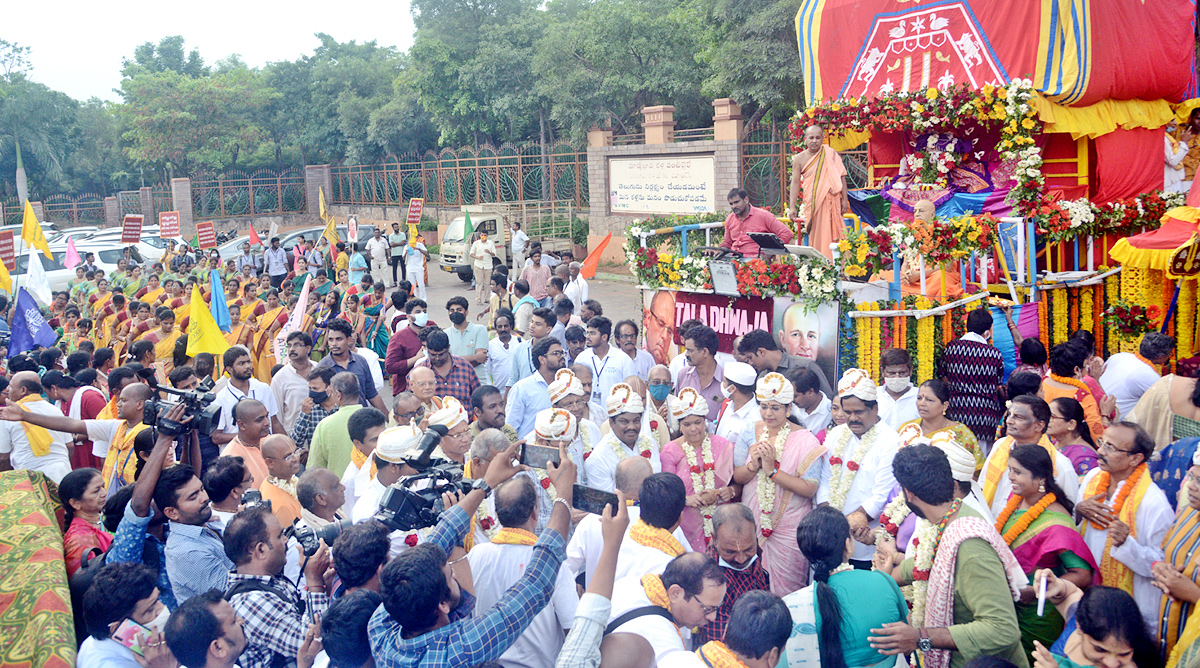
[136,273,164,306]
[91,290,122,349]
[251,290,288,382]
[144,306,184,379]
[896,379,984,473]
[238,283,266,328]
[88,279,114,320]
[224,304,255,349]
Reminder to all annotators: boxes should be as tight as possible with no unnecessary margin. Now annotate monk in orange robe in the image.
[788,124,849,260]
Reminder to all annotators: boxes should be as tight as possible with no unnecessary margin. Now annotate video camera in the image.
[373,424,474,532]
[143,386,220,437]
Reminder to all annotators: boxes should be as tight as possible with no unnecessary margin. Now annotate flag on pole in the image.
[64,237,81,269]
[186,284,231,358]
[273,274,311,361]
[463,210,474,239]
[209,270,231,332]
[9,288,56,356]
[319,187,329,221]
[322,215,340,263]
[268,222,279,241]
[21,201,52,260]
[248,225,263,247]
[580,232,611,279]
[0,258,12,294]
[25,246,51,305]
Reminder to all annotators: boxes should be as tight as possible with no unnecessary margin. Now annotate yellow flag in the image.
[0,257,11,294]
[322,213,339,258]
[186,285,231,357]
[22,201,53,260]
[319,187,329,221]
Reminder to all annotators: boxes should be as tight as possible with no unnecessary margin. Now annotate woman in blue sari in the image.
[309,291,340,360]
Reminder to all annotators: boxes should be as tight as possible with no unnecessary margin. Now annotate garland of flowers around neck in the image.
[581,424,595,460]
[1048,373,1090,394]
[875,492,913,544]
[611,434,658,462]
[910,498,962,628]
[681,435,717,541]
[757,427,792,538]
[994,492,1056,544]
[475,495,498,535]
[828,424,878,510]
[533,467,559,502]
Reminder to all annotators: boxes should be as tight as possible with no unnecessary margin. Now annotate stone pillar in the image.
[713,99,744,142]
[305,164,333,216]
[139,186,154,219]
[171,178,194,237]
[28,201,44,222]
[587,127,613,148]
[104,197,120,228]
[642,105,676,144]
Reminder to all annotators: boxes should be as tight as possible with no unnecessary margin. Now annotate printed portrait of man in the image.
[643,290,677,365]
[780,302,821,361]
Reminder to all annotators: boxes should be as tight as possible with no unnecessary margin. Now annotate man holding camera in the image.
[368,438,576,667]
[351,415,424,557]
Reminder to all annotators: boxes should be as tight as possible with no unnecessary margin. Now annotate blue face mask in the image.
[648,384,671,403]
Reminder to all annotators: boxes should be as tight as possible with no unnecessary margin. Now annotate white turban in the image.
[722,361,757,387]
[428,397,468,430]
[756,372,794,405]
[670,387,709,420]
[897,422,925,447]
[374,424,423,464]
[606,383,645,417]
[549,369,585,405]
[838,368,878,402]
[535,408,577,442]
[931,431,975,482]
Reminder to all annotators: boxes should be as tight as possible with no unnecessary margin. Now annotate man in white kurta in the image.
[350,423,423,558]
[0,373,73,484]
[585,383,662,492]
[1076,422,1174,631]
[1099,342,1169,419]
[815,369,901,564]
[714,361,761,445]
[468,476,579,668]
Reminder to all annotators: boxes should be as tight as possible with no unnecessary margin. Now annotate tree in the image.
[0,72,77,203]
[122,35,209,79]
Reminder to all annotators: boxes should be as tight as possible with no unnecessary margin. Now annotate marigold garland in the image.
[1052,288,1069,345]
[1068,287,1079,333]
[994,492,1057,544]
[1180,280,1197,358]
[1086,463,1148,531]
[1038,297,1050,352]
[1104,274,1119,355]
[915,299,935,383]
[1079,287,1094,350]
[1049,372,1089,394]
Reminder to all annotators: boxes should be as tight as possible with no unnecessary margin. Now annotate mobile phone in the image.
[521,443,561,469]
[113,618,152,657]
[572,484,620,515]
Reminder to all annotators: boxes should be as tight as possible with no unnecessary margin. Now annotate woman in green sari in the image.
[122,265,147,298]
[360,282,390,360]
[309,290,340,360]
[997,444,1099,662]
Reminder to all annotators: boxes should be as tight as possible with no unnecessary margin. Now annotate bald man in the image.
[0,379,156,488]
[599,634,655,668]
[260,434,303,527]
[0,371,73,483]
[222,399,272,488]
[787,125,848,260]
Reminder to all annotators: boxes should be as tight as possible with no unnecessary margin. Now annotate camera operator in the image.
[169,365,219,471]
[368,439,576,667]
[296,467,346,529]
[223,505,333,668]
[0,379,155,490]
[350,419,423,557]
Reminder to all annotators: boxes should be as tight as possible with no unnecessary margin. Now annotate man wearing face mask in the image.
[694,503,771,647]
[385,298,436,395]
[77,562,172,668]
[289,367,338,451]
[714,362,762,447]
[876,348,919,430]
[444,296,489,385]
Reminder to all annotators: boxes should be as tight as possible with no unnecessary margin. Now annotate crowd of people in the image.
[4,231,1200,668]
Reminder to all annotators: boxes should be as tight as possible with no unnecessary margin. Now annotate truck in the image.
[439,200,576,282]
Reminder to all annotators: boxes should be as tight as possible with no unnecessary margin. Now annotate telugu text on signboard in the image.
[197,221,217,249]
[609,156,716,215]
[122,214,144,244]
[159,211,180,237]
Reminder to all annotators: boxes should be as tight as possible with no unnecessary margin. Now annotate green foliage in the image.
[122,36,209,79]
[0,72,77,199]
[418,215,439,231]
[571,216,589,246]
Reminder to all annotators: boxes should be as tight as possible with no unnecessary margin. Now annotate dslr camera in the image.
[288,518,353,557]
[374,424,474,532]
[143,386,220,437]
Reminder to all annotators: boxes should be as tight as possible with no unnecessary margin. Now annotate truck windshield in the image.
[443,218,466,243]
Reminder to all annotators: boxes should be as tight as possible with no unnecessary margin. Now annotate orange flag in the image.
[248,225,263,247]
[580,233,611,280]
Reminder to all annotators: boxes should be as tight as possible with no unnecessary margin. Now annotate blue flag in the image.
[9,287,57,357]
[209,270,231,332]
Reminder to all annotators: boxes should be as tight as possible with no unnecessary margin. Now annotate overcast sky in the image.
[7,0,416,102]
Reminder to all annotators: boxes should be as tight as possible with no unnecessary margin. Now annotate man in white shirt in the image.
[567,261,588,315]
[270,331,316,434]
[365,228,391,285]
[406,237,430,301]
[979,396,1080,519]
[510,221,529,270]
[0,372,73,483]
[816,369,901,567]
[586,384,662,492]
[714,362,761,446]
[614,320,655,381]
[264,237,289,289]
[876,348,920,430]
[468,476,579,668]
[487,313,522,389]
[574,316,634,410]
[212,346,285,445]
[1099,332,1174,419]
[612,472,691,581]
[1076,421,1173,630]
[350,417,423,558]
[606,553,726,663]
[787,366,832,434]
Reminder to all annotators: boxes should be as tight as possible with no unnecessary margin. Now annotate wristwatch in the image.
[917,628,933,653]
[471,478,493,497]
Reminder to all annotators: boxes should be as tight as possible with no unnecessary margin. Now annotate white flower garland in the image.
[910,518,938,628]
[610,433,659,462]
[826,424,878,510]
[681,435,717,540]
[532,467,559,502]
[475,496,499,539]
[874,492,913,544]
[757,427,792,535]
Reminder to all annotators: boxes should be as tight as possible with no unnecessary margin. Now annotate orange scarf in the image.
[982,435,1057,507]
[1083,464,1151,594]
[350,444,378,479]
[490,527,538,545]
[641,573,672,609]
[630,519,685,557]
[696,642,751,668]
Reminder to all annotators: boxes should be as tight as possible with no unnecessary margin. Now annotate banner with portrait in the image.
[771,297,840,392]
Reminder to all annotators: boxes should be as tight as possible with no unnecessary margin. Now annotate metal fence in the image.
[153,188,174,217]
[44,193,107,227]
[192,169,306,219]
[330,142,590,211]
[739,124,869,211]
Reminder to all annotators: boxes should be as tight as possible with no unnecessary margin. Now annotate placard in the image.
[405,198,424,227]
[158,210,180,237]
[121,214,144,244]
[0,231,13,269]
[197,221,217,249]
[347,216,359,244]
[609,156,716,215]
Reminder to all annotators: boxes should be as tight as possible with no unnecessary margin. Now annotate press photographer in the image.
[368,438,577,667]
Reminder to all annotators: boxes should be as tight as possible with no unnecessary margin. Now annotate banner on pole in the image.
[121,214,144,244]
[159,211,180,237]
[0,231,14,270]
[197,221,217,249]
[406,198,424,245]
[347,216,359,245]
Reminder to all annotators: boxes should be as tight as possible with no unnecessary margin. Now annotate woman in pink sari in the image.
[660,388,738,550]
[61,468,112,577]
[733,372,827,595]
